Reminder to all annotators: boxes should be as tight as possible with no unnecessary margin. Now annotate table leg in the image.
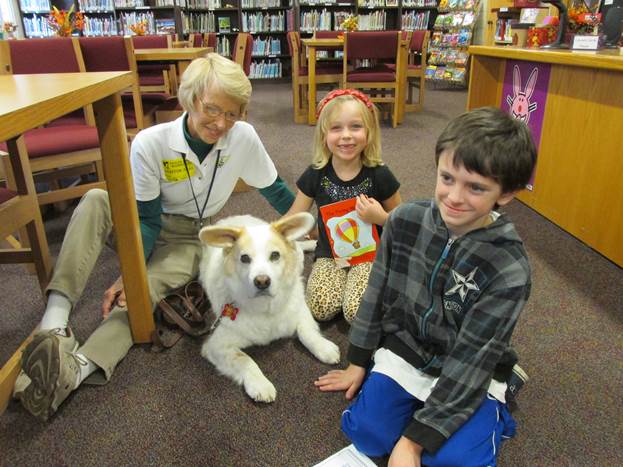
[308,46,317,125]
[93,93,154,344]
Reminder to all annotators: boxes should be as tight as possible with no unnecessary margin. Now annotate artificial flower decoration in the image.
[567,0,600,35]
[129,20,148,36]
[341,15,359,32]
[3,21,17,34]
[47,5,84,37]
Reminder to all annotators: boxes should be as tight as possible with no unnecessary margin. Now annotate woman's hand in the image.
[388,436,423,467]
[356,194,388,226]
[102,276,126,319]
[314,364,366,400]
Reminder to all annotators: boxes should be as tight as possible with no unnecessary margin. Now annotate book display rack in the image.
[425,0,478,85]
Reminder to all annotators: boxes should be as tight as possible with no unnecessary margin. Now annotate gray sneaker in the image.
[18,328,81,421]
[12,370,31,400]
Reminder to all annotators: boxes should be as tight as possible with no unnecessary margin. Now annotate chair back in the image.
[233,33,253,76]
[204,32,218,48]
[132,34,171,49]
[189,33,202,47]
[76,36,146,131]
[287,31,305,73]
[345,31,399,60]
[5,38,91,125]
[8,37,82,74]
[78,36,132,71]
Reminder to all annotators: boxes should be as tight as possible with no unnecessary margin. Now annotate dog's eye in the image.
[269,251,280,262]
[240,254,251,264]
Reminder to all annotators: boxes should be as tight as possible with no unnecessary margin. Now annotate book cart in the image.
[425,0,479,86]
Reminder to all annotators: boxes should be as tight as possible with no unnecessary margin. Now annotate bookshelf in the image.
[16,0,440,78]
[241,0,291,78]
[425,0,478,85]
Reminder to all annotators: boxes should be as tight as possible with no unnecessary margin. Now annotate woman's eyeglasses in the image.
[200,100,240,123]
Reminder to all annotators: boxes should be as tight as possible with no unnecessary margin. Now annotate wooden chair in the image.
[188,33,203,47]
[75,36,156,137]
[233,33,253,76]
[0,135,53,414]
[342,31,408,128]
[132,34,177,99]
[405,30,430,112]
[0,38,104,207]
[286,31,342,124]
[203,32,218,49]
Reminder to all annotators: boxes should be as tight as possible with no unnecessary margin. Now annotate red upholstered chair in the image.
[188,33,203,47]
[233,32,253,76]
[405,30,430,112]
[0,135,53,413]
[203,32,217,49]
[76,36,156,136]
[286,31,342,124]
[6,37,93,127]
[342,31,408,128]
[132,34,177,99]
[0,38,105,207]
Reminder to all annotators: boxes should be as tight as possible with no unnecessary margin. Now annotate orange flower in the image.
[47,5,84,37]
[129,20,147,36]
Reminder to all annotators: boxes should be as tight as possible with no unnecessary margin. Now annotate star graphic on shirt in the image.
[446,268,480,302]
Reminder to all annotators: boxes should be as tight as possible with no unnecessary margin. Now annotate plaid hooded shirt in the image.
[347,199,531,453]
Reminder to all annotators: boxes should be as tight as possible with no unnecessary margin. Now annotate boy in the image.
[315,107,537,466]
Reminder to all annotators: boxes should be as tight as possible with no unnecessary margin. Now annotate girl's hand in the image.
[314,364,366,400]
[356,194,388,225]
[388,437,423,467]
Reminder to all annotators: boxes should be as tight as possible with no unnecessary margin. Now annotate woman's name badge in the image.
[163,158,195,182]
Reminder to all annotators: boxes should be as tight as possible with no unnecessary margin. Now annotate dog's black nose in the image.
[254,275,271,290]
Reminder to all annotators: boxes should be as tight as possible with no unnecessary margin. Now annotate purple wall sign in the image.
[501,60,551,190]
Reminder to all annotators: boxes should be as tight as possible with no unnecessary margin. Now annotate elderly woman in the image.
[14,53,294,421]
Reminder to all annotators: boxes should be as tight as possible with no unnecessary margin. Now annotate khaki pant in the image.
[46,189,203,382]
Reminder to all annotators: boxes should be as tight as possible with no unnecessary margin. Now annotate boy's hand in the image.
[356,194,388,226]
[388,436,423,467]
[314,364,366,400]
[102,276,126,319]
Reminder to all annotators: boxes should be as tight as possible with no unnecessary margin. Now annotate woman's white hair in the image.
[177,53,252,114]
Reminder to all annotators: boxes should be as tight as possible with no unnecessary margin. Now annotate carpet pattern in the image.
[1,82,621,466]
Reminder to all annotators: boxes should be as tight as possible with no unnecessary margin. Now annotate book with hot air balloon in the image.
[319,197,380,268]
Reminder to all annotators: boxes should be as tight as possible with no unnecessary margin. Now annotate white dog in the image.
[198,213,341,402]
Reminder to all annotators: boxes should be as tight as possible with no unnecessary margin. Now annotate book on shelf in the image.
[218,16,231,32]
[319,197,380,268]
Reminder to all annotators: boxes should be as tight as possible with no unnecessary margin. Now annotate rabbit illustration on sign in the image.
[506,65,538,123]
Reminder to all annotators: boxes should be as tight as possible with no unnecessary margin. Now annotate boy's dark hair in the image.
[435,107,537,194]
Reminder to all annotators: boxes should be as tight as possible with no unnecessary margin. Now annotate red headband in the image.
[316,89,374,118]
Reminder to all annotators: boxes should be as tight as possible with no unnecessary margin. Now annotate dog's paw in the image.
[244,374,277,403]
[312,339,341,365]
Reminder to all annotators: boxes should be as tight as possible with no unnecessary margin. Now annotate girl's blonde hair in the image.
[311,92,383,169]
[178,53,252,114]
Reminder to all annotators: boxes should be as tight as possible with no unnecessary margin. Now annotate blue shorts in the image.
[341,372,516,467]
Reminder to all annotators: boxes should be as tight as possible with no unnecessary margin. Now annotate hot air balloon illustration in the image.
[335,218,360,249]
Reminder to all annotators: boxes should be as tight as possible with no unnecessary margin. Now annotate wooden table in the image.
[467,46,623,267]
[0,72,154,413]
[301,38,343,125]
[134,46,213,75]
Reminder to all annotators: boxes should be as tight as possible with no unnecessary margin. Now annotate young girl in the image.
[286,89,401,323]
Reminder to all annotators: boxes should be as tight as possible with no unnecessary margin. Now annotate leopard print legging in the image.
[306,258,372,323]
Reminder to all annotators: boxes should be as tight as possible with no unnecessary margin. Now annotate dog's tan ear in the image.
[272,212,315,241]
[198,226,243,248]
